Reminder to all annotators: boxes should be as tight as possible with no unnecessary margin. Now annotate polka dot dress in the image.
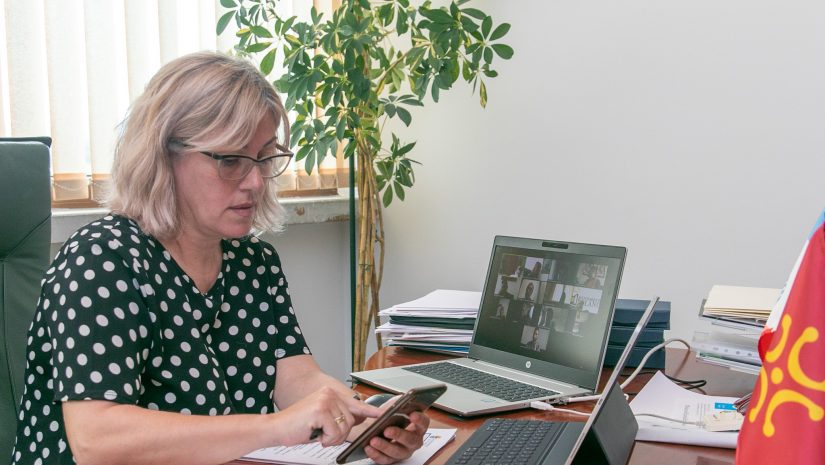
[10,215,310,465]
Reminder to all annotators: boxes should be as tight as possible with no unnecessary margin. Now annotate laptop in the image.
[351,235,627,416]
[444,297,659,465]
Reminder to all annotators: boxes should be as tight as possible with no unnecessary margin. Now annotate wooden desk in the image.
[354,347,755,465]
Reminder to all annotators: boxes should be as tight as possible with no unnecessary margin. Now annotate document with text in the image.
[630,371,740,448]
[240,428,456,465]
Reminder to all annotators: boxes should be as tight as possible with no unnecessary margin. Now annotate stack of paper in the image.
[702,285,780,324]
[377,290,480,355]
[694,284,777,374]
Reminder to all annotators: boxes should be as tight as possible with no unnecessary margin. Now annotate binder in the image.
[608,326,665,345]
[603,344,665,369]
[612,299,671,328]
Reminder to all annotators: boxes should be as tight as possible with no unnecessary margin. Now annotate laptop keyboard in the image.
[403,362,559,402]
[445,418,564,465]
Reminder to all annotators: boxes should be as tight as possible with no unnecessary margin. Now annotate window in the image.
[0,0,345,208]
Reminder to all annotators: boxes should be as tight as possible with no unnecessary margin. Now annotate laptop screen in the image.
[470,236,626,390]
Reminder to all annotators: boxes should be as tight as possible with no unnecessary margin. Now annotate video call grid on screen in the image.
[473,244,621,374]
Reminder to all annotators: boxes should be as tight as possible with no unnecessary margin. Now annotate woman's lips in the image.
[229,203,255,217]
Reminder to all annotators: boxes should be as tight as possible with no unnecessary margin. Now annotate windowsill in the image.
[51,189,351,243]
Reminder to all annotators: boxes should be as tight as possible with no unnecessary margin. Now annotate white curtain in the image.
[0,0,337,206]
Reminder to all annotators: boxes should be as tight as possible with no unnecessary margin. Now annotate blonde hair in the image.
[107,51,289,238]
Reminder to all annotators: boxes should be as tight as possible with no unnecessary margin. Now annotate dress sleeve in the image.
[43,235,153,404]
[261,243,311,359]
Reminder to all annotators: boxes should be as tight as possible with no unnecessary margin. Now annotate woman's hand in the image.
[362,410,431,465]
[273,386,381,447]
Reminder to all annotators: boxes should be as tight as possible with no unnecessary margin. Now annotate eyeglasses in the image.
[197,145,293,180]
[169,140,294,180]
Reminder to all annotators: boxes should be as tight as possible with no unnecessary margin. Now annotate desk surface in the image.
[357,347,754,465]
[231,347,755,465]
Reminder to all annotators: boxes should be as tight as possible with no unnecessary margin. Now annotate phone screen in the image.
[336,384,447,464]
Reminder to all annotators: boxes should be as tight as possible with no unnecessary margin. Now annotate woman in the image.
[10,52,428,465]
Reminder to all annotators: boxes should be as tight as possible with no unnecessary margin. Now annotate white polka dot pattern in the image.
[10,215,310,464]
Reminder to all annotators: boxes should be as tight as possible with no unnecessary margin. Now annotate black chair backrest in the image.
[0,138,51,460]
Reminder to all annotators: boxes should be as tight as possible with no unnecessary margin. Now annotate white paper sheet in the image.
[391,290,481,311]
[240,428,456,465]
[629,371,740,449]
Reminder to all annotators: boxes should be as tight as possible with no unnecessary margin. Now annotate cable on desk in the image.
[529,401,592,417]
[557,338,693,405]
[634,413,704,427]
[664,373,707,391]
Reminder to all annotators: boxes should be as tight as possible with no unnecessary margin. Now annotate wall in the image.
[376,0,825,349]
[261,222,352,382]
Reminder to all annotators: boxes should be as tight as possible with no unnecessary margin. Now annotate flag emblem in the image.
[736,209,825,464]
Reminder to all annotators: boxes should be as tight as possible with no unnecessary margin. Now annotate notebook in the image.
[351,235,627,416]
[444,297,659,465]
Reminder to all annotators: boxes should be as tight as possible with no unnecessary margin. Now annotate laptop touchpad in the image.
[375,375,429,391]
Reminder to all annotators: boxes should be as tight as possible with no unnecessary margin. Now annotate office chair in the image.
[0,137,52,460]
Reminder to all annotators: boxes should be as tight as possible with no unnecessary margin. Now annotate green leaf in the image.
[481,16,492,38]
[489,23,511,41]
[245,42,271,53]
[260,49,276,75]
[216,11,234,35]
[344,141,357,158]
[479,80,487,108]
[399,96,423,106]
[420,8,454,24]
[397,141,416,156]
[491,43,514,59]
[394,182,405,201]
[219,0,236,8]
[396,8,409,35]
[385,103,397,117]
[295,144,312,162]
[483,46,493,64]
[336,118,347,140]
[382,187,393,207]
[459,16,478,33]
[462,8,486,20]
[396,107,412,126]
[250,25,273,38]
[304,148,316,174]
[462,60,473,81]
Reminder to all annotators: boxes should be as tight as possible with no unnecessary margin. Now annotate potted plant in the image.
[219,0,512,370]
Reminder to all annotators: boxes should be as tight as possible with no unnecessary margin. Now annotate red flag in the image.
[736,210,825,464]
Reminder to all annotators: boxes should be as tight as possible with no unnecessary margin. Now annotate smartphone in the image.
[335,384,447,464]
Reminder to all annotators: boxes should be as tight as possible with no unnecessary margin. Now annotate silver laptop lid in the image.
[563,296,661,465]
[469,236,627,392]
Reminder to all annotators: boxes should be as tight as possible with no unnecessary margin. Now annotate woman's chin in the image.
[220,222,254,239]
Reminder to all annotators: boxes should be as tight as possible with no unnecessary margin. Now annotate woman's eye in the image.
[222,157,242,167]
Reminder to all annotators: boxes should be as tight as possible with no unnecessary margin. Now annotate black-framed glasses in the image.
[169,140,294,180]
[197,145,293,180]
